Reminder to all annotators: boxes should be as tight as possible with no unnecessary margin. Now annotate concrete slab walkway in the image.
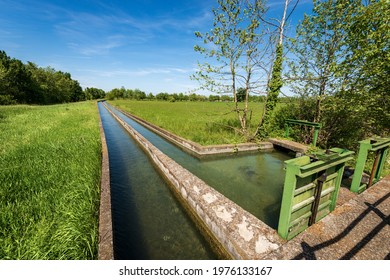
[265,175,390,260]
[269,138,309,154]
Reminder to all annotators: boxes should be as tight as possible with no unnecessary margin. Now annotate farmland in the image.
[109,100,267,145]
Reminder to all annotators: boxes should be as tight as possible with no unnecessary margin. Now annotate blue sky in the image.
[0,0,313,94]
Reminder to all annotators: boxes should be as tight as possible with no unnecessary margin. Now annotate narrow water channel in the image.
[98,103,217,260]
[105,102,292,228]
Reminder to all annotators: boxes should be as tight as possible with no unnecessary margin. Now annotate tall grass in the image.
[0,101,101,259]
[109,100,266,145]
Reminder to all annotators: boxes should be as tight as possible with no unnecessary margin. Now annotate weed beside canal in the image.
[0,101,101,259]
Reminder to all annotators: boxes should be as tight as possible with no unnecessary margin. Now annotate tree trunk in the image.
[255,0,290,138]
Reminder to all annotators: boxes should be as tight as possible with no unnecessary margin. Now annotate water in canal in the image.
[99,103,217,260]
[104,103,291,229]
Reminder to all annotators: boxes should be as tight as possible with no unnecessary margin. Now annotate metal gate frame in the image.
[278,148,354,240]
[350,137,390,193]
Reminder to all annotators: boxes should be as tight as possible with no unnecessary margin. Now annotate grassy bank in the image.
[109,100,266,145]
[109,100,389,176]
[0,101,101,259]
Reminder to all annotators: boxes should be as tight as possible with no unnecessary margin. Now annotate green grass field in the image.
[109,99,389,176]
[0,101,101,259]
[109,100,266,145]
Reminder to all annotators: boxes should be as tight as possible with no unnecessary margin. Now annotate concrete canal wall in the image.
[98,106,114,260]
[103,103,286,259]
[112,106,273,158]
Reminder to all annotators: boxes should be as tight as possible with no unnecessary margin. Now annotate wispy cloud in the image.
[80,66,193,78]
[11,0,212,58]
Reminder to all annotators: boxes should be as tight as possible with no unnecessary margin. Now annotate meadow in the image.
[0,101,101,259]
[109,100,266,145]
[109,99,389,176]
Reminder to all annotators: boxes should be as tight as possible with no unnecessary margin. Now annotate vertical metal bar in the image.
[278,161,298,240]
[309,172,327,226]
[329,164,344,211]
[285,123,289,138]
[375,147,389,180]
[368,150,381,188]
[350,141,370,193]
[313,128,319,147]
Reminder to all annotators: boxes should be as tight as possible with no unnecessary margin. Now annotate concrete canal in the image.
[99,103,217,259]
[104,103,291,227]
[99,102,292,259]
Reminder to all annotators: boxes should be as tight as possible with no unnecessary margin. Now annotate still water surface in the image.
[105,103,291,228]
[99,103,217,259]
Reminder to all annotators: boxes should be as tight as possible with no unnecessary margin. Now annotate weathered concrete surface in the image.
[265,175,390,260]
[112,105,273,157]
[269,138,309,154]
[103,103,286,260]
[97,106,114,260]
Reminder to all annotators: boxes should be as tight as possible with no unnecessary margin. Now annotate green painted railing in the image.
[285,119,322,147]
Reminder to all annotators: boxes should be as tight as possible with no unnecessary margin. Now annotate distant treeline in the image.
[1,50,292,105]
[105,86,290,103]
[0,51,89,105]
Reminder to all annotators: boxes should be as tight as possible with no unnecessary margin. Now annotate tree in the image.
[209,95,221,102]
[287,0,359,123]
[146,93,155,100]
[193,0,267,139]
[236,88,246,102]
[133,89,146,100]
[1,50,87,105]
[0,51,35,104]
[156,92,169,101]
[340,0,390,135]
[256,0,292,137]
[84,87,106,100]
[282,0,389,148]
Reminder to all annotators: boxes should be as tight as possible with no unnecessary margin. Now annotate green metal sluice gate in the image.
[350,137,390,194]
[278,148,354,240]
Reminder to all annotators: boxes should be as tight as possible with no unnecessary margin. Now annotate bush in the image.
[268,96,368,150]
[0,94,17,105]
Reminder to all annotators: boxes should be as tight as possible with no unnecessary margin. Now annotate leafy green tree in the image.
[0,51,35,104]
[193,0,267,138]
[287,0,357,123]
[146,93,155,100]
[236,88,246,102]
[133,89,146,100]
[283,0,389,148]
[156,92,169,101]
[84,87,106,100]
[209,95,221,102]
[340,0,390,135]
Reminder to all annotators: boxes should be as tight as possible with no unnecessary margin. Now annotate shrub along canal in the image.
[99,102,292,259]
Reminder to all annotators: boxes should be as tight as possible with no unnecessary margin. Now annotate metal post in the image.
[375,147,389,181]
[350,141,370,193]
[367,150,381,189]
[285,123,289,138]
[313,128,319,147]
[309,172,327,226]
